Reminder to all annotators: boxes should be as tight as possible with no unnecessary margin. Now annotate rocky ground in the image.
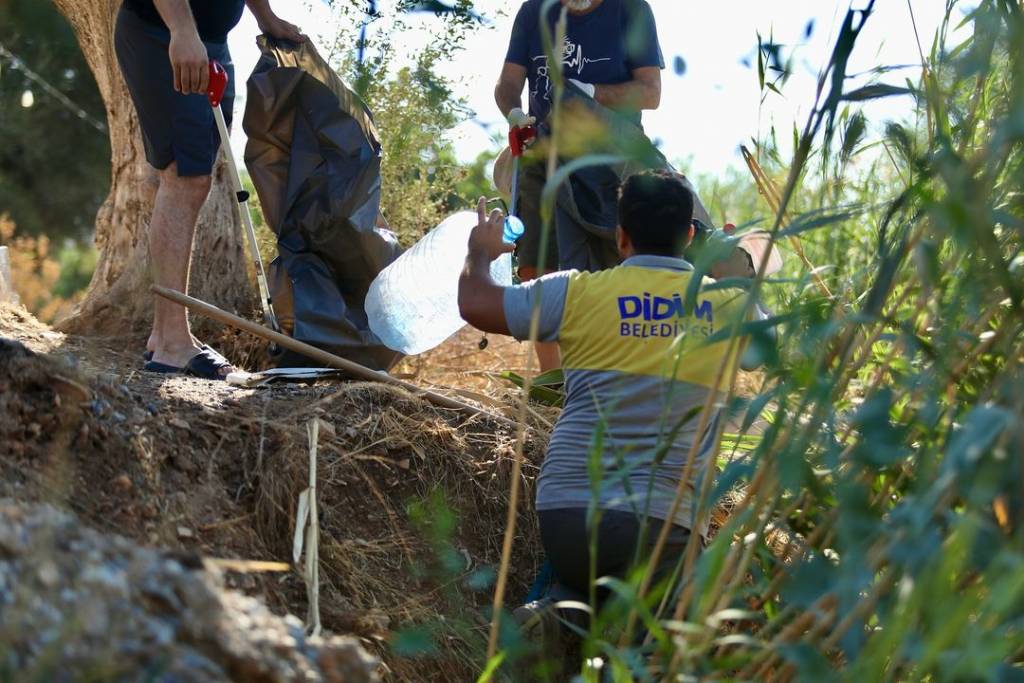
[0,303,549,681]
[0,501,379,682]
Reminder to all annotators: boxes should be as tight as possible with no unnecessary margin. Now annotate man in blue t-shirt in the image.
[115,1,302,379]
[494,0,665,372]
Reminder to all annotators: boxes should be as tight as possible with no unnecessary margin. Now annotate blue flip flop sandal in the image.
[183,346,234,381]
[143,360,182,374]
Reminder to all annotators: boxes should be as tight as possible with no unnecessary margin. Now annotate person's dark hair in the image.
[617,170,695,256]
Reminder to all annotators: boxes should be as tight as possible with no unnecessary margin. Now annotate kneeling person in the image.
[459,171,757,623]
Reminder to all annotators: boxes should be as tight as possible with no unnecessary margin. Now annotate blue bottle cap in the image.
[503,215,526,244]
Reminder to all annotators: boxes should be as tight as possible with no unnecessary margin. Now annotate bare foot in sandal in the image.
[145,339,235,380]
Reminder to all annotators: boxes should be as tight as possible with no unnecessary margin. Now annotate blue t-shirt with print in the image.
[505,0,664,124]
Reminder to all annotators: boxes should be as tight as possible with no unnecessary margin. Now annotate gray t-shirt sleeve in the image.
[502,271,573,342]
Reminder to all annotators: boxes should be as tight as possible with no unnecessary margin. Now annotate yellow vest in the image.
[558,266,749,390]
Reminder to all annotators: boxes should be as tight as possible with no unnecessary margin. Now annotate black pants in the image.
[538,508,693,605]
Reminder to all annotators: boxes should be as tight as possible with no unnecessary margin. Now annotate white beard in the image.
[563,0,594,10]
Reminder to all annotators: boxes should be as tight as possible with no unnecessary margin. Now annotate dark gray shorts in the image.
[114,6,235,177]
[515,157,620,277]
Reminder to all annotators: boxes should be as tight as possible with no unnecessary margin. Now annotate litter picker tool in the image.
[502,124,537,243]
[207,61,281,333]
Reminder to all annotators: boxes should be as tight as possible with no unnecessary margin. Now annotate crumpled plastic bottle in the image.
[366,211,513,356]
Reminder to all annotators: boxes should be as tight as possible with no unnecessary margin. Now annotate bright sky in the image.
[228,1,968,178]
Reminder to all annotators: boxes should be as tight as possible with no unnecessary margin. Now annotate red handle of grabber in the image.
[509,125,537,157]
[208,61,228,108]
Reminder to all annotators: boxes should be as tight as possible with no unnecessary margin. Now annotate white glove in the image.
[506,107,536,128]
[568,79,596,98]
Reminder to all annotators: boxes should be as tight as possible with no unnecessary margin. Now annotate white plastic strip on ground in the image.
[292,418,323,637]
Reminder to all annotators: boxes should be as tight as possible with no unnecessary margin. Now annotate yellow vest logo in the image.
[617,291,716,340]
[560,266,747,389]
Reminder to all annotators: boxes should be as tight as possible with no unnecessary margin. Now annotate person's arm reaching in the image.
[459,198,516,335]
[570,67,661,111]
[495,63,535,127]
[244,0,306,42]
[152,0,208,94]
[496,3,535,128]
[460,198,571,342]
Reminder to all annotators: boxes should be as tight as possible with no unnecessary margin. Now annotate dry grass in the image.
[0,304,556,681]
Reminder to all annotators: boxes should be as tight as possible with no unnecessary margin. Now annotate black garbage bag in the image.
[243,36,402,371]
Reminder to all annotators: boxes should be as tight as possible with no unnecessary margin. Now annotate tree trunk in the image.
[52,0,253,337]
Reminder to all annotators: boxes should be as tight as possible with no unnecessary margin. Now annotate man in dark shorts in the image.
[115,0,302,379]
[494,0,664,371]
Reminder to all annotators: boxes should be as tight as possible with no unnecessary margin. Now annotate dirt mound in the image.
[0,303,548,681]
[0,500,379,682]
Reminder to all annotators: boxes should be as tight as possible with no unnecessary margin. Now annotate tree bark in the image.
[52,0,254,337]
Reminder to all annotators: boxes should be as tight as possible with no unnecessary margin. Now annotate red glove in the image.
[508,125,537,157]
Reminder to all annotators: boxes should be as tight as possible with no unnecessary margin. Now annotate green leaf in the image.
[944,406,1013,474]
[841,111,868,161]
[780,555,836,608]
[496,370,564,407]
[841,83,913,102]
[390,625,437,657]
[778,207,860,238]
[475,652,506,683]
[757,33,766,90]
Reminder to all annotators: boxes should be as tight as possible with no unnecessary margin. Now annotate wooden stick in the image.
[204,558,291,573]
[151,285,515,426]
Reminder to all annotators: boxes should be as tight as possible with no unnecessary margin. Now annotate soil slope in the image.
[0,304,547,681]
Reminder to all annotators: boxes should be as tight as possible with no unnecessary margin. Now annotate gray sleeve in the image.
[502,271,573,342]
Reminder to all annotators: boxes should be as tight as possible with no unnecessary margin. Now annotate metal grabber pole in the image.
[207,61,281,333]
[504,123,537,241]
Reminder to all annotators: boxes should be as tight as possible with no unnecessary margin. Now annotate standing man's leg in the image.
[148,162,211,367]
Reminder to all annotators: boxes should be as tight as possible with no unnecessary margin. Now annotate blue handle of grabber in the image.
[503,155,525,243]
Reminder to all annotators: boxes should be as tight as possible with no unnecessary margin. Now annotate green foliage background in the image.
[467,2,1024,681]
[319,0,496,245]
[0,0,109,241]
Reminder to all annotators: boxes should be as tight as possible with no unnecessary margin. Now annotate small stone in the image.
[176,526,194,540]
[170,453,196,474]
[0,526,24,556]
[37,561,60,588]
[317,419,336,438]
[111,474,133,493]
[169,418,190,430]
[397,459,411,470]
